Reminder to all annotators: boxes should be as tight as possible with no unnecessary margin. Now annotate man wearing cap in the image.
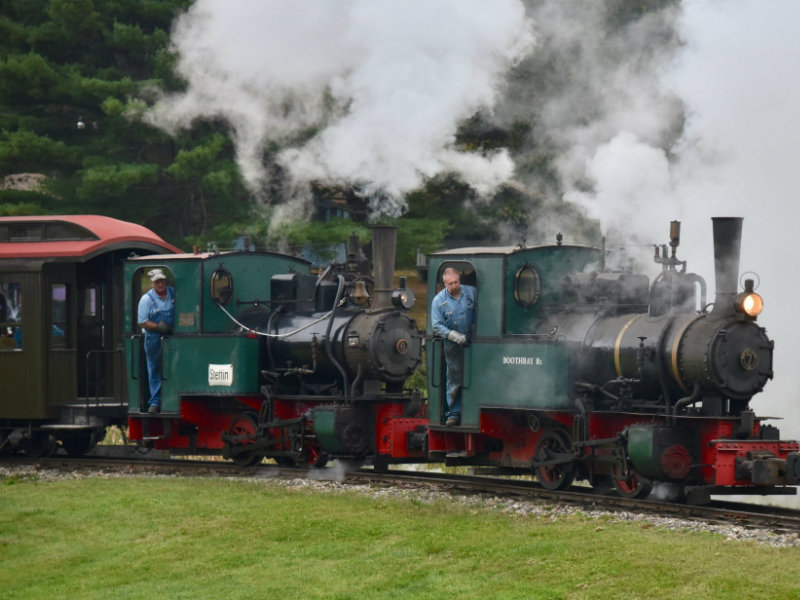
[431,267,475,427]
[137,269,175,413]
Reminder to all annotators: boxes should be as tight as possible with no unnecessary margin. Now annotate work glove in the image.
[447,330,469,346]
[156,321,173,335]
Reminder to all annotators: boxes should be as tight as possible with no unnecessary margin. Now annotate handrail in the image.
[84,348,123,406]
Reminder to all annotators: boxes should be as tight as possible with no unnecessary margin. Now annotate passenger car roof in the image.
[0,215,181,259]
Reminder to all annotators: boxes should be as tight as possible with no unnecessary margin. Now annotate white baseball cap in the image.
[148,268,167,282]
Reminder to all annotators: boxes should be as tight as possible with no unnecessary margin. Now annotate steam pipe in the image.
[324,275,350,399]
[672,381,701,421]
[683,273,707,313]
[314,264,333,296]
[350,364,363,397]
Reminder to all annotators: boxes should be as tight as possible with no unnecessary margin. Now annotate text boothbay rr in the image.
[502,356,543,366]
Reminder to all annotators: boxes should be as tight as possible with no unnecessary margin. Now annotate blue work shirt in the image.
[431,284,476,339]
[137,287,175,334]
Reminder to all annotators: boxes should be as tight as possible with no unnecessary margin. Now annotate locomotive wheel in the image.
[533,430,575,491]
[307,447,329,469]
[20,432,56,458]
[60,432,97,458]
[590,475,614,495]
[611,463,652,499]
[227,413,262,467]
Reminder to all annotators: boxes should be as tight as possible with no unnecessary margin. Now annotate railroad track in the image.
[3,453,800,536]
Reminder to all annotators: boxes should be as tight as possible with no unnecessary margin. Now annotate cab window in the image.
[435,262,477,295]
[434,261,478,335]
[132,267,175,333]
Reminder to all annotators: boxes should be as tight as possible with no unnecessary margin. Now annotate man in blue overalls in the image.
[137,268,175,413]
[431,267,475,427]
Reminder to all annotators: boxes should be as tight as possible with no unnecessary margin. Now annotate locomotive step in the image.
[428,424,480,433]
[130,410,180,418]
[445,450,472,458]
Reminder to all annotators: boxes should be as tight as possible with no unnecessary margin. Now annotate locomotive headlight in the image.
[391,276,416,309]
[391,287,416,309]
[734,279,763,318]
[736,292,764,317]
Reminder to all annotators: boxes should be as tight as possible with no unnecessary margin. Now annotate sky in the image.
[147,0,800,439]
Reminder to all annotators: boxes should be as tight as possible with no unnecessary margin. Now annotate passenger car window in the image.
[0,282,22,350]
[51,283,68,346]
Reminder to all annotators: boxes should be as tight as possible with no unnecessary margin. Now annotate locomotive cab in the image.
[124,249,313,454]
[426,242,601,432]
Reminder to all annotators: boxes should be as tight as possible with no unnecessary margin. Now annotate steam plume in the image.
[514,1,800,438]
[146,0,534,217]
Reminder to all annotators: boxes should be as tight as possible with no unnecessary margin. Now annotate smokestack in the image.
[710,217,743,320]
[370,225,397,309]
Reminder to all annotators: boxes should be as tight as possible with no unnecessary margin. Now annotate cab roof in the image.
[127,249,311,264]
[432,243,595,256]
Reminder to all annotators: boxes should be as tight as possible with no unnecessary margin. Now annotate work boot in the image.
[148,404,160,414]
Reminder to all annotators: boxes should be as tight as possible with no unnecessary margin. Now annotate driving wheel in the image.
[227,413,262,467]
[533,430,575,491]
[612,461,652,499]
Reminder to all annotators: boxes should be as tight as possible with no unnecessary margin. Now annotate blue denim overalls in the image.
[431,285,476,423]
[142,288,175,409]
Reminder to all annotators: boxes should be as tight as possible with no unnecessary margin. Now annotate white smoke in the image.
[146,0,534,218]
[666,1,800,440]
[565,131,675,231]
[545,0,800,439]
[496,1,683,245]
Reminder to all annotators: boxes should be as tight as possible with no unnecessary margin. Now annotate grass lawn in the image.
[1,474,798,599]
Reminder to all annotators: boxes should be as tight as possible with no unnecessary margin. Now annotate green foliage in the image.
[274,217,371,259]
[100,96,125,117]
[0,52,58,103]
[48,0,103,40]
[76,163,159,201]
[0,0,240,248]
[182,220,267,252]
[395,218,452,267]
[405,362,427,393]
[0,129,73,170]
[110,21,169,64]
[404,175,496,245]
[165,134,227,181]
[200,161,248,203]
[76,75,136,100]
[0,200,49,216]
